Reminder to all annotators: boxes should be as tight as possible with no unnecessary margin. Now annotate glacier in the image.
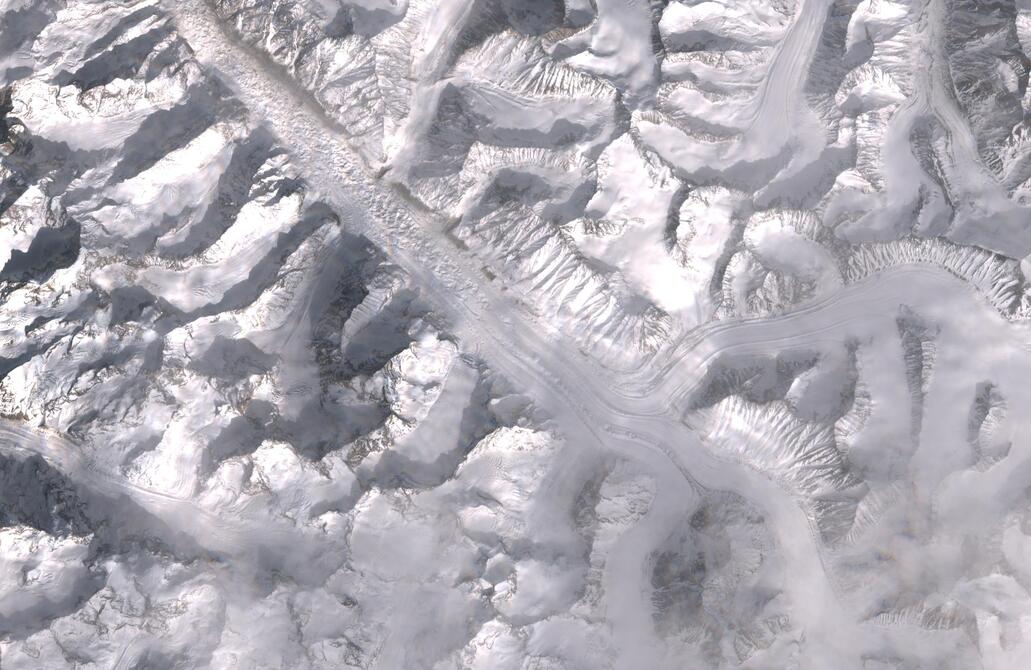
[3,0,1031,668]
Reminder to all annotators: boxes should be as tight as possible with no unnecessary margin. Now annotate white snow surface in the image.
[3,0,1031,668]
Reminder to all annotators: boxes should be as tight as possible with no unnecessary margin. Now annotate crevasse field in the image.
[3,0,1031,668]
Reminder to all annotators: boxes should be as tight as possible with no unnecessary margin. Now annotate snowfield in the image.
[4,0,1031,668]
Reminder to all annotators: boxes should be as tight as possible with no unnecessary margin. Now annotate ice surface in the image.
[4,0,1031,668]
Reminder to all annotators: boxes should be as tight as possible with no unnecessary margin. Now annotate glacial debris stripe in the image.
[2,0,1031,668]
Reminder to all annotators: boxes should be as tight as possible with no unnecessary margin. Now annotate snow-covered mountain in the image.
[4,0,1031,668]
